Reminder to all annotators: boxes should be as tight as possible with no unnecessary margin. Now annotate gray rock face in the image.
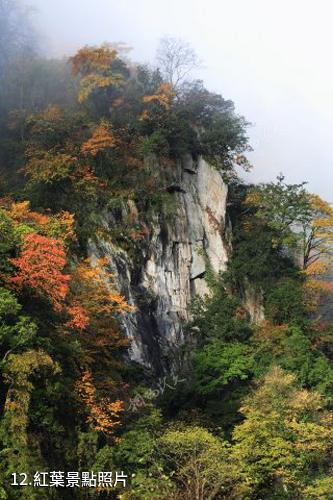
[90,156,230,374]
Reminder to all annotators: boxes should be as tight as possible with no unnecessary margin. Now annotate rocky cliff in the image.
[90,156,231,374]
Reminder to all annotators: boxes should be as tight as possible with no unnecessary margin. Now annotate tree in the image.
[76,370,124,436]
[81,121,116,156]
[10,233,71,311]
[0,349,59,499]
[0,287,36,363]
[70,44,124,103]
[194,340,253,395]
[231,366,333,499]
[156,37,200,89]
[246,175,333,270]
[303,194,333,269]
[157,426,236,500]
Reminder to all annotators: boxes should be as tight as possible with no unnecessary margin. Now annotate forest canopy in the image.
[1,1,333,499]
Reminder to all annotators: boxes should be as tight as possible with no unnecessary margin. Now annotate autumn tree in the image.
[76,370,124,436]
[303,194,333,269]
[10,233,71,311]
[81,121,116,156]
[67,258,131,361]
[70,44,124,103]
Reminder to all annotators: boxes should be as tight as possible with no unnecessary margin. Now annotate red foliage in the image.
[10,233,70,310]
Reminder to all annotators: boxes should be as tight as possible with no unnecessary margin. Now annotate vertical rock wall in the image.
[91,156,231,374]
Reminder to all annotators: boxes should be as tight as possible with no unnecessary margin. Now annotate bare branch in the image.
[156,36,200,89]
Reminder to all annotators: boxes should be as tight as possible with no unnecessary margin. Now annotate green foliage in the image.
[253,324,333,399]
[2,10,333,499]
[157,425,235,499]
[0,288,37,366]
[0,211,15,255]
[265,278,306,325]
[194,340,253,395]
[191,283,252,342]
[231,366,333,499]
[113,430,155,469]
[246,174,311,247]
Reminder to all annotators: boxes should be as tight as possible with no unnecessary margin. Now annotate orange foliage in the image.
[8,201,49,227]
[3,200,75,244]
[70,44,118,77]
[76,371,124,434]
[303,259,333,312]
[71,258,132,317]
[81,123,116,156]
[304,260,329,277]
[10,233,70,311]
[65,257,133,337]
[143,83,174,110]
[66,303,90,330]
[69,45,123,103]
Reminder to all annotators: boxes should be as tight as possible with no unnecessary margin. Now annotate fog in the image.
[29,0,333,200]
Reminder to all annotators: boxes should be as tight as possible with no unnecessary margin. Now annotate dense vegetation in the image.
[1,1,333,499]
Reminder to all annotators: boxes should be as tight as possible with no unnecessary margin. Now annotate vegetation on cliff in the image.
[1,1,333,499]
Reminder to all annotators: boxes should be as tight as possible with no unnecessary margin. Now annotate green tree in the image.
[246,175,333,270]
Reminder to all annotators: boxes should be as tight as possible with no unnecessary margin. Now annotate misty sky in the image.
[29,0,333,200]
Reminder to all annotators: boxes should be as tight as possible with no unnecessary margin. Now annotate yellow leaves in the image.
[1,199,75,244]
[81,123,116,156]
[3,350,59,389]
[72,257,133,318]
[310,194,333,218]
[289,389,322,414]
[8,201,49,227]
[304,260,329,277]
[303,276,333,312]
[303,257,333,311]
[25,151,75,184]
[70,44,119,77]
[78,74,121,103]
[141,83,175,119]
[66,257,133,335]
[244,190,263,207]
[76,371,124,435]
[34,105,62,123]
[3,350,60,444]
[307,195,333,260]
[70,45,123,102]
